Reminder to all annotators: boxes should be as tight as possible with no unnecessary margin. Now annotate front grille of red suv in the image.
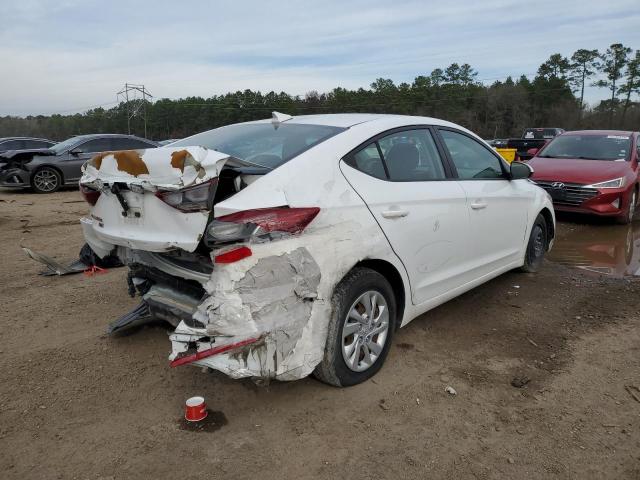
[535,181,599,207]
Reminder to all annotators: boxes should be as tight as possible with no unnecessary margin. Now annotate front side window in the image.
[50,136,91,154]
[440,129,505,180]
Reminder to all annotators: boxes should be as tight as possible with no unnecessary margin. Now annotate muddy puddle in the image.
[548,221,640,277]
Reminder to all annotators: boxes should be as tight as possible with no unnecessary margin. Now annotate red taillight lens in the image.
[205,207,320,246]
[80,184,101,206]
[217,207,320,233]
[214,246,252,264]
[155,179,218,212]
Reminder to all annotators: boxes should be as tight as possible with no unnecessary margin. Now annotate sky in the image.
[0,0,639,116]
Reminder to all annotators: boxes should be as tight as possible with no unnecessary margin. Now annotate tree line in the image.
[1,43,638,142]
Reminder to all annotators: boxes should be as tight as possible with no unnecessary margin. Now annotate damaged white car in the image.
[79,113,555,386]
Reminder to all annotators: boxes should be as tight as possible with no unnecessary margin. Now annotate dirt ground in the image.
[1,187,639,480]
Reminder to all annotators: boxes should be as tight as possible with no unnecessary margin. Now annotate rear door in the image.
[340,127,471,305]
[436,128,532,275]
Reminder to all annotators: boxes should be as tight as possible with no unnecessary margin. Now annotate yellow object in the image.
[495,148,517,163]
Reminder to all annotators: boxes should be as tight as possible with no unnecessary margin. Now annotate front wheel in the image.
[31,167,62,193]
[314,267,396,387]
[616,189,636,225]
[520,214,547,273]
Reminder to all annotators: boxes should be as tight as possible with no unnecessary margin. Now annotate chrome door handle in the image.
[381,210,409,218]
[470,201,488,210]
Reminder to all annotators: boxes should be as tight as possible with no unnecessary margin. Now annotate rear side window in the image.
[440,129,505,180]
[378,129,445,181]
[352,144,387,179]
[346,128,447,182]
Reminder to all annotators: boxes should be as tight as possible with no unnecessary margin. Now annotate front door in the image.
[340,127,471,305]
[437,128,532,275]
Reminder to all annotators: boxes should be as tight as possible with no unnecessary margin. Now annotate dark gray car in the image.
[0,134,158,193]
[0,137,56,153]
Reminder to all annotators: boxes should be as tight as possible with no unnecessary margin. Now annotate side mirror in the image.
[69,148,82,155]
[510,161,533,180]
[527,147,539,156]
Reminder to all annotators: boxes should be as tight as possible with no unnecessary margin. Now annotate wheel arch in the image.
[539,207,555,249]
[347,258,406,329]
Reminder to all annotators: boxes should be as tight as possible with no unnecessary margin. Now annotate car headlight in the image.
[586,177,625,189]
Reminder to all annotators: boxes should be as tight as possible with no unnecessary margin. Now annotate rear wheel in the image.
[616,189,636,225]
[31,167,62,193]
[520,214,547,273]
[314,267,396,387]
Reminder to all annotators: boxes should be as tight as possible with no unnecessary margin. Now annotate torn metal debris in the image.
[23,243,123,276]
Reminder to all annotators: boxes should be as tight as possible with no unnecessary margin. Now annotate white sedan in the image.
[80,113,555,386]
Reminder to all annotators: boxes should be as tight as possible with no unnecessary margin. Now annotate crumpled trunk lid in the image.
[80,146,232,253]
[81,146,229,190]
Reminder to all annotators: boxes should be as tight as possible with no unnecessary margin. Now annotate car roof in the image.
[0,136,54,142]
[70,133,151,139]
[562,130,636,136]
[248,113,463,129]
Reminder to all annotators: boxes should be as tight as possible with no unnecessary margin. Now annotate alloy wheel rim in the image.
[532,225,545,259]
[341,290,389,372]
[34,170,58,192]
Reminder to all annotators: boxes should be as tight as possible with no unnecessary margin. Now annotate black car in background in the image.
[0,134,158,193]
[0,137,56,153]
[506,127,565,160]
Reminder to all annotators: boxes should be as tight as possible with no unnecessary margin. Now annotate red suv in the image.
[528,130,639,224]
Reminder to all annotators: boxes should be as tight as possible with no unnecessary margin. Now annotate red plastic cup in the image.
[184,396,208,422]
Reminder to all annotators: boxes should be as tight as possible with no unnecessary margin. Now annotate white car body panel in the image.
[79,113,555,381]
[456,179,532,276]
[340,161,472,305]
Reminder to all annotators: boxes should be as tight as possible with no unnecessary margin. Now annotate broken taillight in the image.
[214,246,253,264]
[80,184,101,206]
[205,207,320,245]
[155,178,218,212]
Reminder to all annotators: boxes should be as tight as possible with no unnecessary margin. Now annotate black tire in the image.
[314,267,397,387]
[520,213,547,273]
[31,167,62,193]
[616,189,636,225]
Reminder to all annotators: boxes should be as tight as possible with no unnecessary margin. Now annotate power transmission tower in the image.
[117,83,153,138]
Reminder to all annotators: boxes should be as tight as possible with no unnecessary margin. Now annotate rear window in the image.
[171,123,345,169]
[538,134,632,161]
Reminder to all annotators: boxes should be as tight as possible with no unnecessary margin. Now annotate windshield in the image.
[538,134,632,161]
[171,123,345,169]
[49,136,89,154]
